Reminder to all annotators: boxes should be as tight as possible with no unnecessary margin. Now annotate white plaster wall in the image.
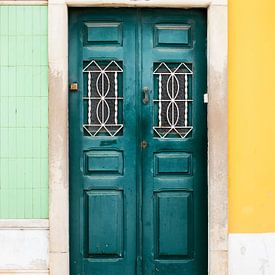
[229,233,275,275]
[0,221,49,274]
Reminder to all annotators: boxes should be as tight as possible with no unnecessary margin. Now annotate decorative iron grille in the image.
[153,62,193,138]
[82,60,123,137]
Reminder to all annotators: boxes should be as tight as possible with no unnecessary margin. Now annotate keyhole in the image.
[141,140,148,149]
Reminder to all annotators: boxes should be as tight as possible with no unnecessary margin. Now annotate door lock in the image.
[140,140,148,149]
[142,87,150,104]
[70,82,78,91]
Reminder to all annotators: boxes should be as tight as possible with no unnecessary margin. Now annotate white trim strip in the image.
[0,219,49,229]
[0,270,48,274]
[0,1,47,5]
[66,0,211,7]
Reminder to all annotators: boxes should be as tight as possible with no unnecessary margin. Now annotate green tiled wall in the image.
[0,6,48,218]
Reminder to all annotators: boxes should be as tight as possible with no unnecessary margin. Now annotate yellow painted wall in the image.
[229,0,275,232]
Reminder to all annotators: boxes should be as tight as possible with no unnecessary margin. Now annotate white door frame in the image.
[48,1,228,274]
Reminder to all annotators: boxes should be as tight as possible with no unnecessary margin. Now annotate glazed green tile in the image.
[1,67,9,96]
[32,7,42,35]
[32,66,41,96]
[32,159,41,188]
[16,129,25,158]
[8,67,16,96]
[16,7,25,36]
[0,70,8,97]
[16,67,24,96]
[0,128,9,158]
[16,36,25,66]
[0,97,9,127]
[0,36,9,66]
[0,7,9,35]
[0,190,9,218]
[8,97,16,127]
[6,171,12,191]
[8,129,17,158]
[41,97,48,127]
[0,159,9,189]
[40,188,48,218]
[40,128,48,158]
[25,39,33,67]
[9,159,17,188]
[25,127,33,158]
[40,66,48,95]
[40,36,48,66]
[8,189,18,217]
[8,37,17,66]
[24,189,33,218]
[24,8,33,36]
[32,36,41,66]
[0,41,2,66]
[16,189,25,218]
[16,98,25,127]
[23,67,32,96]
[32,128,41,158]
[24,97,33,127]
[16,159,25,189]
[40,8,48,35]
[23,37,30,65]
[0,160,4,186]
[8,8,17,36]
[24,159,33,189]
[32,188,41,218]
[40,159,48,189]
[32,97,41,127]
[22,129,30,156]
[25,67,34,96]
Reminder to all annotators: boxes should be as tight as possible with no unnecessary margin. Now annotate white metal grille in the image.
[82,60,123,137]
[153,62,193,138]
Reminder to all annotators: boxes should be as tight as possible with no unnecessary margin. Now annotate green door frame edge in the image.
[48,1,228,274]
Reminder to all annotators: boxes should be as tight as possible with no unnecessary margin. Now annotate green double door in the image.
[69,8,207,275]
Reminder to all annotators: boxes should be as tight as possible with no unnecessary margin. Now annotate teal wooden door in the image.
[69,8,207,275]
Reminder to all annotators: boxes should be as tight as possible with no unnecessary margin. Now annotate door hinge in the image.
[204,93,209,104]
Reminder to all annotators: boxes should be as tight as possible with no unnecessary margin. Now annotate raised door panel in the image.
[155,191,192,258]
[86,190,123,257]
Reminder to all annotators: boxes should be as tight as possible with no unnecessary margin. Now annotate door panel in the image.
[69,8,207,275]
[141,10,207,274]
[156,191,192,257]
[69,9,138,275]
[86,190,123,257]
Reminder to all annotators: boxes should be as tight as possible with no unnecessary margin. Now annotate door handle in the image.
[142,87,150,104]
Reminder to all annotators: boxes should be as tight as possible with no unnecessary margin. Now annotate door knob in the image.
[142,87,150,104]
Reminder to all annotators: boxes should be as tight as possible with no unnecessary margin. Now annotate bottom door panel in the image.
[86,190,124,258]
[155,191,192,259]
